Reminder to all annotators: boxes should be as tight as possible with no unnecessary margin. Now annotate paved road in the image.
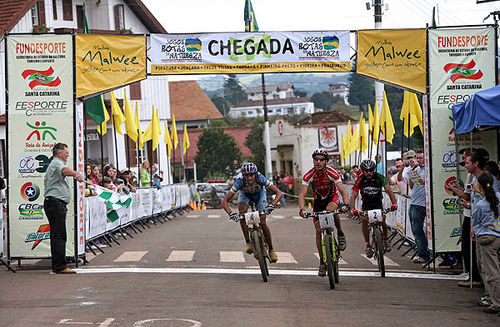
[1,206,498,326]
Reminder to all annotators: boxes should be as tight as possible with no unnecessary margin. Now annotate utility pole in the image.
[373,0,385,169]
[262,74,272,181]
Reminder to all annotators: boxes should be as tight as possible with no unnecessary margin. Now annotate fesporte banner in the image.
[357,29,427,93]
[150,31,350,74]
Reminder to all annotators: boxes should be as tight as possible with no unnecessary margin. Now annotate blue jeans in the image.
[409,204,429,260]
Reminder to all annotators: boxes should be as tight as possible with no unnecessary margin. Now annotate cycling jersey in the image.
[302,166,342,200]
[352,172,388,210]
[231,172,271,194]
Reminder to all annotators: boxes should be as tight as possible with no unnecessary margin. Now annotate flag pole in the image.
[136,131,140,187]
[111,114,119,171]
[126,136,130,169]
[84,102,88,165]
[99,125,104,174]
[408,99,412,151]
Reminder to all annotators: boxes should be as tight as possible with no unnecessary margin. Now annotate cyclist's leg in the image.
[256,189,273,249]
[326,196,346,250]
[237,193,250,242]
[361,216,370,243]
[381,214,389,238]
[314,219,322,260]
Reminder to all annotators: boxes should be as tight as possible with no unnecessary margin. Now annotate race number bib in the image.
[367,209,383,223]
[318,212,335,229]
[244,211,260,226]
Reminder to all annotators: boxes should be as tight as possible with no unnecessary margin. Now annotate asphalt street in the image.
[0,205,498,326]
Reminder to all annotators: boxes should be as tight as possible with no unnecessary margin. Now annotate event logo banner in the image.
[7,34,75,257]
[150,31,350,74]
[357,29,426,93]
[428,26,496,253]
[76,35,146,98]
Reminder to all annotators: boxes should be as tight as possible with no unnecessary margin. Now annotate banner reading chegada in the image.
[7,34,75,258]
[357,29,426,93]
[76,34,146,98]
[150,31,350,74]
[428,26,496,253]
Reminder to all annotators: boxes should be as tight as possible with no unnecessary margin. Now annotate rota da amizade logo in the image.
[21,67,61,89]
[26,121,57,141]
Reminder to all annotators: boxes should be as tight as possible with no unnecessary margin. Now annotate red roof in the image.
[172,126,252,163]
[169,81,223,121]
[0,0,38,34]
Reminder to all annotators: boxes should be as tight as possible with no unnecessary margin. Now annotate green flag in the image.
[86,94,106,125]
[244,0,259,32]
[83,4,90,33]
[93,185,132,222]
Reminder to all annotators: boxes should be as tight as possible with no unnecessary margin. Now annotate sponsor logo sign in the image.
[19,155,36,173]
[25,224,50,250]
[20,182,40,202]
[22,67,61,89]
[441,149,456,167]
[18,203,44,220]
[442,198,463,215]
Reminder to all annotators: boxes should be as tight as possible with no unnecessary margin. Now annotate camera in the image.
[465,184,472,191]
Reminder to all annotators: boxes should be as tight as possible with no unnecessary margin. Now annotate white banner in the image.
[150,31,350,74]
[428,26,496,253]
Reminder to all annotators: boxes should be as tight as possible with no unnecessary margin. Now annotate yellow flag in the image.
[151,107,160,151]
[359,113,368,153]
[143,106,155,142]
[372,102,380,145]
[351,125,359,154]
[340,132,345,164]
[110,91,126,135]
[171,114,179,150]
[379,91,395,144]
[97,95,110,135]
[400,91,410,136]
[183,123,190,155]
[410,92,423,134]
[164,120,172,157]
[123,91,137,140]
[368,104,374,138]
[346,120,352,156]
[134,102,144,149]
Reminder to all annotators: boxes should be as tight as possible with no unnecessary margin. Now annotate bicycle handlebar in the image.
[358,208,392,216]
[303,209,343,219]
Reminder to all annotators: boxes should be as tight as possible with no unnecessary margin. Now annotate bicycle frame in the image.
[360,208,391,277]
[241,210,270,282]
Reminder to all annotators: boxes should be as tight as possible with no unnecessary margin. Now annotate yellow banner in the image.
[76,34,146,98]
[357,29,426,93]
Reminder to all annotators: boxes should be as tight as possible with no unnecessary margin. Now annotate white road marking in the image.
[314,252,348,265]
[275,252,297,263]
[167,250,196,262]
[207,215,220,218]
[272,215,285,219]
[134,319,201,327]
[220,251,246,263]
[292,216,302,219]
[185,215,199,218]
[74,267,466,280]
[361,254,400,266]
[114,251,148,262]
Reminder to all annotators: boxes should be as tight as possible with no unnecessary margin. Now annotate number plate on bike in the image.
[317,212,335,229]
[244,212,260,226]
[367,209,383,223]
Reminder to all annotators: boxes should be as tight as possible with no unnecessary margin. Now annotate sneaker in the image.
[384,238,392,252]
[413,257,427,263]
[55,267,76,274]
[245,242,253,254]
[337,234,347,251]
[483,305,500,314]
[269,249,278,263]
[477,297,492,307]
[365,246,374,258]
[318,263,327,277]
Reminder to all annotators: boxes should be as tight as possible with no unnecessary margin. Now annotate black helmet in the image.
[360,159,376,171]
[312,149,329,160]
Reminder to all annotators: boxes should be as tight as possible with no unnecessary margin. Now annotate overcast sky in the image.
[142,0,500,33]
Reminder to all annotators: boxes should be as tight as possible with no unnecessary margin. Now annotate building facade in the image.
[228,97,314,119]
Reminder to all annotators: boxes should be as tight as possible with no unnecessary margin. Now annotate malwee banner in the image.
[150,31,350,74]
[357,29,427,93]
[75,34,146,98]
[428,26,496,253]
[7,34,75,258]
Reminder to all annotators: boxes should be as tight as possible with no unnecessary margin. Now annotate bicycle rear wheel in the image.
[251,230,268,282]
[373,227,385,277]
[324,232,335,289]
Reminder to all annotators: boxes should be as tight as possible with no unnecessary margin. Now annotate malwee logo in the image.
[20,182,40,202]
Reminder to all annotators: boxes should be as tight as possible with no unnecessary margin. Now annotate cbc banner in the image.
[7,34,76,258]
[428,26,496,253]
[150,31,350,74]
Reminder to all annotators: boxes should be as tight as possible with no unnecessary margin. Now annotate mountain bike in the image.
[240,210,270,282]
[359,208,391,278]
[305,210,342,289]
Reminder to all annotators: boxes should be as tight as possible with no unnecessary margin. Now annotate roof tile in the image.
[169,81,223,121]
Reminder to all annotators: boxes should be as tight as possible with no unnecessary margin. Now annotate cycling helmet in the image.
[241,162,258,175]
[360,159,376,171]
[312,149,329,160]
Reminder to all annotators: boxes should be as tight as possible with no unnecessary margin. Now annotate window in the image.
[31,5,39,26]
[62,0,72,21]
[76,5,83,29]
[114,5,125,30]
[130,82,142,100]
[52,0,57,20]
[248,111,253,116]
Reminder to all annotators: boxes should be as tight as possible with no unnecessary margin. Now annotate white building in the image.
[0,0,172,181]
[228,97,314,119]
[329,82,350,105]
[246,83,295,101]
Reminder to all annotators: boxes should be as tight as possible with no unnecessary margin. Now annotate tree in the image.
[347,73,375,112]
[311,91,343,110]
[210,95,229,115]
[223,74,247,105]
[195,128,241,181]
[293,89,307,97]
[245,118,265,174]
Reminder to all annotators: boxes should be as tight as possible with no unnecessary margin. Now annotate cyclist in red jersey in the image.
[298,149,350,277]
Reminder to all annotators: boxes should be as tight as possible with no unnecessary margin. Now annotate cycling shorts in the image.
[362,201,383,212]
[313,193,340,222]
[238,187,267,211]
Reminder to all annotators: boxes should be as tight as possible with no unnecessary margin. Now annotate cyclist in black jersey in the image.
[350,159,397,257]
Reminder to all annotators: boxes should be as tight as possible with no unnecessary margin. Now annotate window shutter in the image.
[130,82,142,100]
[62,0,72,21]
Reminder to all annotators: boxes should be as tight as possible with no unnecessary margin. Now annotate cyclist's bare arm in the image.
[335,181,349,204]
[349,189,359,210]
[384,183,397,205]
[298,184,308,211]
[221,190,236,214]
[267,183,283,207]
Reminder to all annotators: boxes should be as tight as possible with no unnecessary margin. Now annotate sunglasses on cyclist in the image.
[313,157,326,161]
[362,168,375,172]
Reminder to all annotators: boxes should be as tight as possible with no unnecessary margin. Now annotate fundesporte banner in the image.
[7,34,75,258]
[428,26,496,253]
[357,29,427,93]
[75,34,146,98]
[150,31,350,74]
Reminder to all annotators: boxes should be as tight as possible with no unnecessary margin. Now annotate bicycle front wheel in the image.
[324,232,335,289]
[373,227,385,277]
[333,238,340,284]
[251,230,268,282]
